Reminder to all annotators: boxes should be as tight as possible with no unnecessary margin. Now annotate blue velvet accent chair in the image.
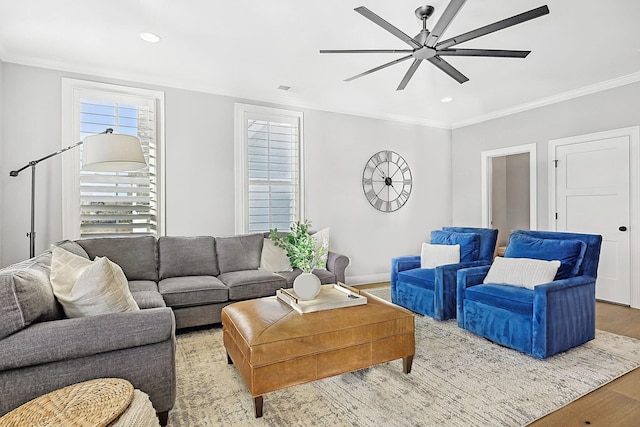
[391,227,498,320]
[457,230,603,359]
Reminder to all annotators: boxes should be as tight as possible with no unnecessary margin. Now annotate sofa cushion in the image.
[215,234,264,274]
[129,280,166,309]
[50,246,140,318]
[260,239,292,273]
[0,253,62,340]
[311,268,337,284]
[421,243,460,269]
[504,234,586,280]
[218,270,286,300]
[77,236,158,281]
[311,228,330,269]
[52,240,89,259]
[430,230,480,262]
[158,236,219,279]
[464,283,534,315]
[159,276,228,307]
[397,268,436,290]
[483,256,560,289]
[275,269,336,286]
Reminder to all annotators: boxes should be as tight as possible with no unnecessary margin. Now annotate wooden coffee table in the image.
[221,288,415,417]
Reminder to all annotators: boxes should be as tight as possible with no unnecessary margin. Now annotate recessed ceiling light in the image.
[140,32,161,43]
[277,85,291,91]
[441,97,453,103]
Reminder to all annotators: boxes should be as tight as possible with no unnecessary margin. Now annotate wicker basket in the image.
[0,378,134,427]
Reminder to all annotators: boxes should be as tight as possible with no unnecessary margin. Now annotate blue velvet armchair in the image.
[391,227,498,320]
[457,230,603,359]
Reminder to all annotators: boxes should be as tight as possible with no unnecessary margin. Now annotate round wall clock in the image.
[362,150,412,212]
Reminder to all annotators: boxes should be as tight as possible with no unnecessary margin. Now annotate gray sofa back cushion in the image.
[158,236,219,279]
[77,236,158,281]
[0,253,62,340]
[52,240,89,259]
[215,233,264,273]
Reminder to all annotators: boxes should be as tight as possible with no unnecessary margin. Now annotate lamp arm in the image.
[8,128,114,258]
[8,128,113,177]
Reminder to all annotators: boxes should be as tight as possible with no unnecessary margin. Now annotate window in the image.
[235,104,304,233]
[62,79,165,239]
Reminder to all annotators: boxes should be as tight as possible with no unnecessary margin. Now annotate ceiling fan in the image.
[320,1,549,90]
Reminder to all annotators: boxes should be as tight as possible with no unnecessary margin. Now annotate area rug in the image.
[168,288,640,426]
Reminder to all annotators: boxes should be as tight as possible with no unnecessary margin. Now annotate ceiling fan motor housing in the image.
[415,5,435,20]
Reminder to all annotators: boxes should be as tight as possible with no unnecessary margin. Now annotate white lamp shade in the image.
[82,133,147,172]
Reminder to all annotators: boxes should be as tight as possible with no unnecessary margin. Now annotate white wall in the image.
[452,81,640,229]
[0,59,4,265]
[0,63,453,283]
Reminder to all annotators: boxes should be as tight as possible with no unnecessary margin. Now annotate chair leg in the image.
[157,410,168,426]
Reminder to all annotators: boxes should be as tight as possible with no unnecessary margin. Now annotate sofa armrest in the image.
[0,307,175,371]
[433,260,492,321]
[326,251,350,284]
[390,256,421,302]
[532,275,597,358]
[456,265,491,326]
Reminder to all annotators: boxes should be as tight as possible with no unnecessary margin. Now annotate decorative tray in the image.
[276,283,367,314]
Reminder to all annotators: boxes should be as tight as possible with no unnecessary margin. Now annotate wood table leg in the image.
[253,396,263,418]
[403,355,414,374]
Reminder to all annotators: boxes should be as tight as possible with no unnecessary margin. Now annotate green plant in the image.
[269,220,328,273]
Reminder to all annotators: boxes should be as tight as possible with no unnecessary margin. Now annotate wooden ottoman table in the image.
[221,289,415,417]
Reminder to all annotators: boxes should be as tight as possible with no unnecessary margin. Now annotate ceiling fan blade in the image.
[355,6,422,49]
[437,48,530,58]
[427,56,469,84]
[345,54,414,82]
[397,59,423,91]
[320,49,414,54]
[425,0,467,47]
[436,5,550,50]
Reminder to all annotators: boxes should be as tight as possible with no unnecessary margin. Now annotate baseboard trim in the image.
[345,273,389,286]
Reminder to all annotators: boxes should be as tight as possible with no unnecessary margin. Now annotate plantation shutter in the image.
[79,98,158,237]
[246,113,300,232]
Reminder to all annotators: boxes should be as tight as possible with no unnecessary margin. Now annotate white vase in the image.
[293,272,321,301]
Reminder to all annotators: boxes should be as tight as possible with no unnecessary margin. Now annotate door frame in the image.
[548,126,640,309]
[481,143,537,231]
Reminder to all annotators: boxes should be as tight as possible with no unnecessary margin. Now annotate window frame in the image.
[234,103,305,234]
[61,78,166,239]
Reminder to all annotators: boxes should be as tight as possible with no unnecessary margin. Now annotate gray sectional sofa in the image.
[0,232,350,424]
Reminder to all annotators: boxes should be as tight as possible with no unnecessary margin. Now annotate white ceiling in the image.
[1,0,639,128]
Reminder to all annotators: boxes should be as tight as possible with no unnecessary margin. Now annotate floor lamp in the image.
[9,128,147,258]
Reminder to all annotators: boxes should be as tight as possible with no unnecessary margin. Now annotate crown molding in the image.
[452,72,640,129]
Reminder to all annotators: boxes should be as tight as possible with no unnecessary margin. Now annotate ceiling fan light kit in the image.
[320,1,550,90]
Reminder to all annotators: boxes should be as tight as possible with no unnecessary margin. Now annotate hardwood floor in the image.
[531,301,640,426]
[354,283,640,426]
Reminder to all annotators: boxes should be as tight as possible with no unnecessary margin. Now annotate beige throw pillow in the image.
[421,243,460,269]
[50,246,139,318]
[313,228,330,270]
[260,239,293,273]
[483,256,561,290]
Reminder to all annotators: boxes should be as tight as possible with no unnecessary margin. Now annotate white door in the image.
[555,136,630,304]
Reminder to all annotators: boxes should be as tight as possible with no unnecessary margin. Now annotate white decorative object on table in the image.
[293,272,322,301]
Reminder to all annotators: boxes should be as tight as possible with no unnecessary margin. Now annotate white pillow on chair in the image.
[483,256,561,290]
[420,243,460,269]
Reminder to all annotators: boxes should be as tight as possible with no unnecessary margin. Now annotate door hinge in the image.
[552,159,559,167]
[555,212,558,220]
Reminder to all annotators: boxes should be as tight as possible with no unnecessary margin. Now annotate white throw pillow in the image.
[50,246,139,318]
[260,239,293,273]
[483,256,561,290]
[420,243,460,269]
[313,228,330,270]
